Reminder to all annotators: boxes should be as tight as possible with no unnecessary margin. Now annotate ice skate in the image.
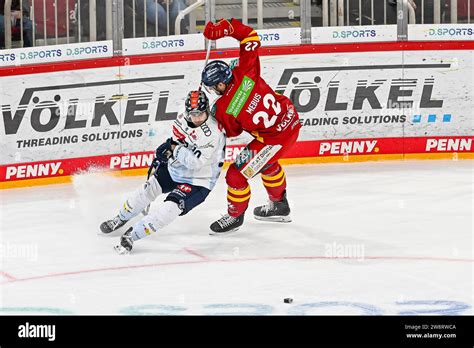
[210,214,245,235]
[114,227,134,254]
[100,215,127,234]
[253,191,292,223]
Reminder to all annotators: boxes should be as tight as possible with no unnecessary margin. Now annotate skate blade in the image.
[99,223,113,235]
[114,244,130,255]
[209,227,240,236]
[100,224,126,235]
[254,215,292,223]
[100,229,116,235]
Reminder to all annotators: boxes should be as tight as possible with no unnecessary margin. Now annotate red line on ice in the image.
[0,255,472,285]
[183,247,209,260]
[0,260,207,285]
[0,271,18,281]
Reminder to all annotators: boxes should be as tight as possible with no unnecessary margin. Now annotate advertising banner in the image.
[268,50,472,142]
[122,34,205,55]
[0,41,113,67]
[311,25,397,44]
[0,64,191,165]
[408,24,474,41]
[2,135,472,183]
[0,46,472,186]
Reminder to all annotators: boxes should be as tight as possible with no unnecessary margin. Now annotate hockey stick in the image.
[199,40,212,91]
[142,159,158,216]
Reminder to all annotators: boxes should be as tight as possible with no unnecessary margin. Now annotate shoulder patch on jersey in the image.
[210,104,217,116]
[229,59,239,70]
[173,125,186,141]
[225,76,255,118]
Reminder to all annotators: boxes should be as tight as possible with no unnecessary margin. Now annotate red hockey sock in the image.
[227,185,251,217]
[226,164,251,217]
[261,164,286,202]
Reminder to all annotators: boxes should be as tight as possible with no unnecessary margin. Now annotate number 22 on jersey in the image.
[252,93,281,128]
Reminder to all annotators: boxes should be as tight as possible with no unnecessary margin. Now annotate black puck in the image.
[284,298,293,304]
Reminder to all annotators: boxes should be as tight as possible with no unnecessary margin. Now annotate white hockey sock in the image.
[119,176,163,221]
[130,200,182,241]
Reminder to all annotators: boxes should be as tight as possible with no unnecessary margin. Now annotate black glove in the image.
[155,138,176,164]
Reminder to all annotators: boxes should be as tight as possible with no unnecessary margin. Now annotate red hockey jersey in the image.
[213,19,301,145]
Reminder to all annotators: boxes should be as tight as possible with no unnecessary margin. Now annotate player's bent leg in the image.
[114,200,182,254]
[100,175,164,234]
[252,128,299,223]
[101,164,177,234]
[254,162,291,223]
[115,183,210,254]
[209,164,248,235]
[121,175,164,220]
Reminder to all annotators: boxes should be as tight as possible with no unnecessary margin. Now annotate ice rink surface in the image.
[0,160,472,315]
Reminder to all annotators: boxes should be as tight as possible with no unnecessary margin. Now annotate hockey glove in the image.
[203,19,234,40]
[155,138,176,164]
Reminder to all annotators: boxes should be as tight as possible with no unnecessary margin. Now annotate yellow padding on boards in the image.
[262,175,286,188]
[261,169,285,181]
[227,194,251,203]
[227,185,250,196]
[241,36,260,44]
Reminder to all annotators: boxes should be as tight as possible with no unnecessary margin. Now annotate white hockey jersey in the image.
[168,112,226,190]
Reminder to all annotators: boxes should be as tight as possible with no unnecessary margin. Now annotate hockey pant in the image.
[118,164,210,241]
[226,130,299,218]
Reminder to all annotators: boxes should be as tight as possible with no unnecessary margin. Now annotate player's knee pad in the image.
[225,164,248,189]
[130,201,182,241]
[120,176,163,221]
[144,201,181,231]
[156,200,182,227]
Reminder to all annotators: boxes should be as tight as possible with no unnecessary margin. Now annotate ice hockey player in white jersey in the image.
[100,90,226,254]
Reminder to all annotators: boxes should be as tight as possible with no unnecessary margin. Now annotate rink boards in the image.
[1,41,473,188]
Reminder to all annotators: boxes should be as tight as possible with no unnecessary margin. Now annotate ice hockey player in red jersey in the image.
[201,18,301,234]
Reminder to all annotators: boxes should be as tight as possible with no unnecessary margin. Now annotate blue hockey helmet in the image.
[201,60,233,88]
